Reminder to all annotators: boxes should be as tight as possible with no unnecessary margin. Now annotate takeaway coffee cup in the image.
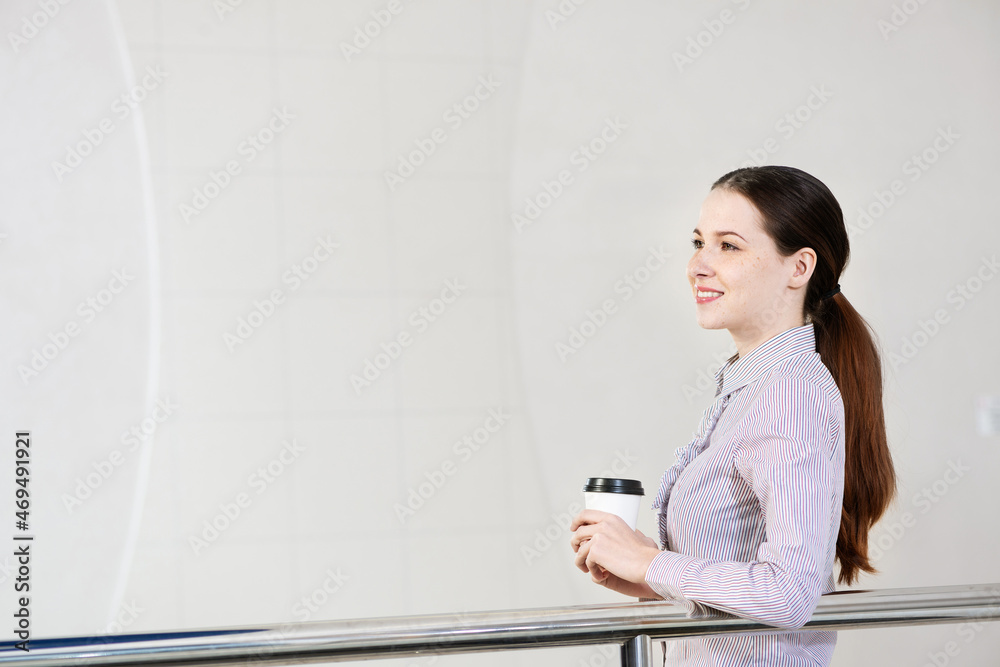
[583,478,645,530]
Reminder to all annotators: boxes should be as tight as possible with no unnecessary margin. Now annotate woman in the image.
[569,166,897,665]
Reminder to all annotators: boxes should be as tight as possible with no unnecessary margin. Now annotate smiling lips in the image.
[695,287,723,304]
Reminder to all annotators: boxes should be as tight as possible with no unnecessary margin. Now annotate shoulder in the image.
[752,350,841,415]
[735,351,844,451]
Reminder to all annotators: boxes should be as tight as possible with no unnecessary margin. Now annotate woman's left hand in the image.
[570,510,662,598]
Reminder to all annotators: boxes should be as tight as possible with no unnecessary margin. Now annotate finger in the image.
[582,536,607,579]
[574,539,592,573]
[569,524,597,551]
[570,534,591,554]
[569,509,611,532]
[575,552,592,575]
[587,556,608,582]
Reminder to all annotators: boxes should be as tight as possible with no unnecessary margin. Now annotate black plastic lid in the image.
[582,478,644,495]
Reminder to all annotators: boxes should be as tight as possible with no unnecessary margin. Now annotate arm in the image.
[644,378,844,629]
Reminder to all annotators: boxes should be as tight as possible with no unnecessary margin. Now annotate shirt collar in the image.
[713,323,818,397]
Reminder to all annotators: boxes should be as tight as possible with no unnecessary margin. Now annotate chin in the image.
[694,317,726,331]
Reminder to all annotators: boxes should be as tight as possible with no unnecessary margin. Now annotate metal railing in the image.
[1,583,997,667]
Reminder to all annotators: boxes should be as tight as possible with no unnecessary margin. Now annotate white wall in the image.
[1,0,998,664]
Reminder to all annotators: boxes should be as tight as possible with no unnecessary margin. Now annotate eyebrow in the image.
[692,228,748,243]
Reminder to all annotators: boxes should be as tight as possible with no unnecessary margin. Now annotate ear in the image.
[788,247,817,289]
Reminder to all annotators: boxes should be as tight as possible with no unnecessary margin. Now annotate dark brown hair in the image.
[711,165,896,586]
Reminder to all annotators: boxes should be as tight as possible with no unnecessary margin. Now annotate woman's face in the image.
[686,187,813,352]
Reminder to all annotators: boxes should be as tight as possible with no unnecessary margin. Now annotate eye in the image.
[691,238,739,251]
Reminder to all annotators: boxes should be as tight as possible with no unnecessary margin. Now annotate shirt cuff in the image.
[644,549,698,602]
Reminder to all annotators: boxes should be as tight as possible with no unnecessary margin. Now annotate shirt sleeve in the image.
[644,377,844,630]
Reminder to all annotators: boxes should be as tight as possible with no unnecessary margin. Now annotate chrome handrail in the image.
[1,583,997,667]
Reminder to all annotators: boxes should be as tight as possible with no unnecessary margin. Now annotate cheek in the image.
[721,256,764,301]
[738,254,767,279]
[720,255,752,280]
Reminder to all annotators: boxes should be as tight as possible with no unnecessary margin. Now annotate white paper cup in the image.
[583,478,645,530]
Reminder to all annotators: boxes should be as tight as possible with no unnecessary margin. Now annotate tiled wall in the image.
[2,1,999,665]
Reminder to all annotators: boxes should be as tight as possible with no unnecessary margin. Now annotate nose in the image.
[687,249,714,283]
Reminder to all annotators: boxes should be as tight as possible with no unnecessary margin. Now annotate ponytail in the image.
[811,292,897,585]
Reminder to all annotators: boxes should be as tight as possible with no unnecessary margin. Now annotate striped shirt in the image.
[645,322,845,666]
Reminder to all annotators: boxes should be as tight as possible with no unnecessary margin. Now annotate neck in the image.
[729,318,806,359]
